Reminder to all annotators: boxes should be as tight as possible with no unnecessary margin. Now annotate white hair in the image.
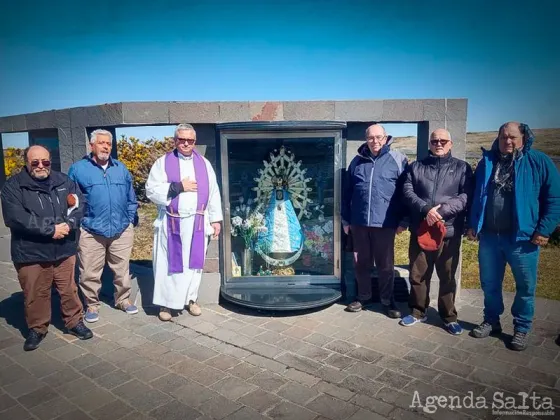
[90,129,113,144]
[430,128,452,141]
[365,123,386,137]
[174,123,196,138]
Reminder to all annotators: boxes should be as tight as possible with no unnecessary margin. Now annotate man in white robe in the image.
[146,123,222,321]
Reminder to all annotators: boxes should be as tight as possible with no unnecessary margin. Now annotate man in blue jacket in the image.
[69,129,139,323]
[342,124,408,317]
[467,122,560,351]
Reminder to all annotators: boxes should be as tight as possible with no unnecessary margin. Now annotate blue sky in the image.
[1,0,558,148]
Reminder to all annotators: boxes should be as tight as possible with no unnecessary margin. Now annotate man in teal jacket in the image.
[467,122,560,351]
[68,129,139,323]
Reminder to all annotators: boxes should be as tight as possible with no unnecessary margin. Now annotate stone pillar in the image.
[71,127,89,163]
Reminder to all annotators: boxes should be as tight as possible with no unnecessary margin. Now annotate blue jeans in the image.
[478,231,540,333]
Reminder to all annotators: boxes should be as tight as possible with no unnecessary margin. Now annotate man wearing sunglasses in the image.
[68,129,139,323]
[1,145,93,350]
[401,129,473,335]
[467,122,560,351]
[146,123,223,321]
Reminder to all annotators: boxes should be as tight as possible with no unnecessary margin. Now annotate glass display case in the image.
[218,122,345,310]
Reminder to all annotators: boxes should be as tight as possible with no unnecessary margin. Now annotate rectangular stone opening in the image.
[2,132,29,181]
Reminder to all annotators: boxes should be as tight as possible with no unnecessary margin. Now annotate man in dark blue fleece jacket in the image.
[342,124,408,316]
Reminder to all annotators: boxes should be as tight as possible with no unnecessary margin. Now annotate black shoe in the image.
[24,329,46,351]
[346,300,366,312]
[383,302,401,319]
[469,321,502,338]
[68,321,93,340]
[556,334,560,346]
[510,330,528,351]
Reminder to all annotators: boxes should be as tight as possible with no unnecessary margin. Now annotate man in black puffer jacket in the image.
[401,129,473,335]
[1,145,93,351]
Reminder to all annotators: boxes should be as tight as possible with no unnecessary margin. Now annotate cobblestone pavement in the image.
[0,261,559,420]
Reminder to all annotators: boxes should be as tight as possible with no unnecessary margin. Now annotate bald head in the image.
[429,128,453,157]
[25,145,50,162]
[25,145,51,180]
[365,124,388,156]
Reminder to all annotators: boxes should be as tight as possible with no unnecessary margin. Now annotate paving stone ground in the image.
[0,260,559,420]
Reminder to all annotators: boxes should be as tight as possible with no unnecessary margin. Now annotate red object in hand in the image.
[67,194,76,207]
[417,220,447,251]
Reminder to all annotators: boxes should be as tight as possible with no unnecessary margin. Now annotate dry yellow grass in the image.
[131,203,158,262]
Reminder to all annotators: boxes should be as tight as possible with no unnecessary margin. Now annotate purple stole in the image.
[164,149,209,273]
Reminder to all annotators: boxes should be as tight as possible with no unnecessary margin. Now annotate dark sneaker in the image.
[383,302,401,319]
[24,329,46,351]
[556,334,560,346]
[346,300,368,312]
[469,321,502,338]
[444,321,464,335]
[510,330,528,351]
[68,321,93,340]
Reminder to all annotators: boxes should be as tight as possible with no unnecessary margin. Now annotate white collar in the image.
[178,152,193,160]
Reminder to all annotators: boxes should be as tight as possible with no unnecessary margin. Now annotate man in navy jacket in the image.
[342,124,408,316]
[69,129,139,323]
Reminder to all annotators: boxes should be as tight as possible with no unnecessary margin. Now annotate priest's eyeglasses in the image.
[176,137,196,144]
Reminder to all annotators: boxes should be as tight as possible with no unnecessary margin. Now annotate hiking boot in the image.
[444,321,464,335]
[68,321,93,340]
[188,301,202,316]
[24,329,46,351]
[383,301,401,319]
[159,307,172,321]
[510,330,529,351]
[469,321,502,338]
[84,307,99,323]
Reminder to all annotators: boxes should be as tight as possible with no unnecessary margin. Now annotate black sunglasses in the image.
[430,139,450,146]
[176,137,196,144]
[30,159,51,168]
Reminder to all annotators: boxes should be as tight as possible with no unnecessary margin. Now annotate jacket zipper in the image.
[431,158,441,206]
[367,157,377,226]
[48,195,58,261]
[37,192,44,209]
[104,168,113,237]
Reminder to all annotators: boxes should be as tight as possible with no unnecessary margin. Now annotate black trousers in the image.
[351,226,396,305]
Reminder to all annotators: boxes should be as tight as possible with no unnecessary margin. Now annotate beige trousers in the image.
[78,224,134,309]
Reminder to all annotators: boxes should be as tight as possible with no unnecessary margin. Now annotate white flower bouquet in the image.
[231,197,268,249]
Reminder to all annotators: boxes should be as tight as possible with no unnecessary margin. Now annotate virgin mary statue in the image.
[253,147,311,267]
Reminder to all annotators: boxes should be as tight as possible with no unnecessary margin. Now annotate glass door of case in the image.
[218,122,345,310]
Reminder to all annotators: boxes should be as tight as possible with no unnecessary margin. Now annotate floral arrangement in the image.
[230,197,268,249]
[303,209,334,261]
